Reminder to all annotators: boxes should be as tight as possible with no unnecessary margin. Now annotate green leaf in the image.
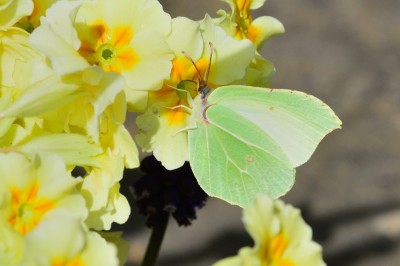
[188,85,341,207]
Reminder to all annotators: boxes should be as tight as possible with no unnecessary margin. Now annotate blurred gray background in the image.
[124,1,400,265]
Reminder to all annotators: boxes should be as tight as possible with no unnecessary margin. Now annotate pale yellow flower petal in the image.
[100,231,129,266]
[167,17,203,61]
[251,16,285,48]
[17,133,103,166]
[113,124,139,168]
[123,30,173,90]
[25,216,119,266]
[0,27,39,88]
[39,0,82,49]
[29,24,89,75]
[0,222,25,266]
[136,104,191,170]
[200,15,255,85]
[80,151,130,230]
[126,89,148,112]
[0,0,33,28]
[80,231,119,266]
[214,247,260,266]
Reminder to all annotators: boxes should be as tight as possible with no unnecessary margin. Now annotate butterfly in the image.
[184,43,342,207]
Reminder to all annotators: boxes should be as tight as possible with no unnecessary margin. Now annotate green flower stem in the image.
[141,213,170,266]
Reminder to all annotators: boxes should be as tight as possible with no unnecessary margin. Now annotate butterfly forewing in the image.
[207,85,342,167]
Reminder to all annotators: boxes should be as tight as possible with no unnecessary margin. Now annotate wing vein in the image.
[209,120,290,165]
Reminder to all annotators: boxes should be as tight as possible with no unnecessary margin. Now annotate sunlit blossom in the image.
[213,194,326,266]
[216,0,284,48]
[30,0,174,107]
[0,153,86,236]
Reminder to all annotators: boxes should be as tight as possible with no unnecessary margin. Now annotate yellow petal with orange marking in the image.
[92,22,109,45]
[170,56,209,85]
[247,24,261,44]
[165,107,188,126]
[79,40,96,59]
[113,26,133,46]
[236,0,252,13]
[78,22,109,61]
[52,257,84,266]
[117,47,137,70]
[278,259,296,266]
[270,234,288,259]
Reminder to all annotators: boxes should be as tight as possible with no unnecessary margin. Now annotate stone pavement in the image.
[124,1,400,265]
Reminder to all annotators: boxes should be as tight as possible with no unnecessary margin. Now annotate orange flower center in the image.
[78,21,137,74]
[8,183,55,235]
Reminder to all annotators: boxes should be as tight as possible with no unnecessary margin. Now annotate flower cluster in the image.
[0,0,287,264]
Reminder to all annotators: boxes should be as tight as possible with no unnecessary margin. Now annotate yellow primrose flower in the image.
[136,15,255,170]
[30,0,174,106]
[0,153,87,236]
[75,0,173,88]
[216,0,285,48]
[0,0,33,29]
[213,194,326,266]
[24,216,119,266]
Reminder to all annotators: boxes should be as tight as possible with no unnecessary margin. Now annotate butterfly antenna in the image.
[182,50,204,82]
[204,42,214,84]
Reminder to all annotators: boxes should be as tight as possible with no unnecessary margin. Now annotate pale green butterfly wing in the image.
[188,85,341,207]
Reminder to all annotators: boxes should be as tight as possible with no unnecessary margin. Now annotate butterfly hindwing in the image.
[188,114,294,207]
